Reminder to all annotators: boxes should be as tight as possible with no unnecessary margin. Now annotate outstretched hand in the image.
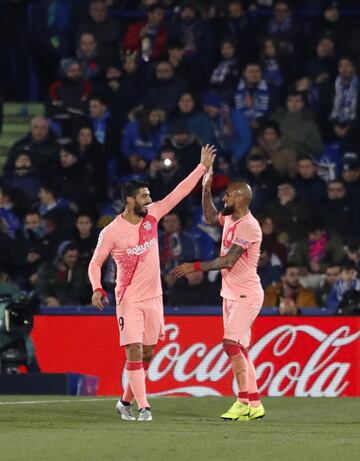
[172,263,195,279]
[200,144,216,169]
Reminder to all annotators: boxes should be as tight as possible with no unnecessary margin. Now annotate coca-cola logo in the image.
[121,323,360,397]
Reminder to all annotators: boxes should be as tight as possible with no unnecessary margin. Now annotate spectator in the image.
[169,3,215,71]
[329,57,359,139]
[234,62,270,130]
[166,38,202,93]
[321,179,360,241]
[74,124,109,201]
[76,0,122,59]
[263,264,318,314]
[306,36,337,88]
[341,152,360,206]
[5,116,59,179]
[249,120,298,178]
[56,144,95,208]
[123,3,167,62]
[99,58,145,129]
[260,37,286,99]
[167,270,221,306]
[121,106,166,163]
[220,0,256,61]
[88,94,119,154]
[289,222,344,274]
[142,60,187,115]
[266,1,300,58]
[159,212,199,290]
[264,181,312,244]
[37,183,75,231]
[148,148,184,199]
[170,92,215,145]
[311,2,349,55]
[0,185,21,239]
[209,37,240,103]
[76,31,104,82]
[315,263,341,306]
[4,152,41,203]
[36,242,91,306]
[257,244,282,289]
[162,122,202,176]
[326,260,360,310]
[48,58,92,133]
[70,213,98,266]
[343,239,360,272]
[260,215,288,266]
[272,91,323,158]
[293,155,327,205]
[203,91,252,163]
[242,153,280,214]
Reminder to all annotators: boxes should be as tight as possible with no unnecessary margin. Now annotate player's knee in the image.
[126,342,143,361]
[143,350,154,362]
[223,341,248,358]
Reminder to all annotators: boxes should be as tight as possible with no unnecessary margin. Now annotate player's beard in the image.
[221,204,235,216]
[134,202,149,217]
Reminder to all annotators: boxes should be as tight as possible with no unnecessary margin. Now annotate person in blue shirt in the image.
[121,106,167,163]
[202,91,252,164]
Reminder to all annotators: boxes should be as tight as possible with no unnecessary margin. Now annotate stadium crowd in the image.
[1,0,360,314]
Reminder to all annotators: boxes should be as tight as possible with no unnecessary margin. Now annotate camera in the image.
[0,293,40,373]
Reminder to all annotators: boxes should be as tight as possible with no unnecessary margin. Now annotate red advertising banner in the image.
[31,315,360,397]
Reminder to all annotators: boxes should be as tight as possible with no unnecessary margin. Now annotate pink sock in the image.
[122,361,150,404]
[230,353,249,404]
[247,356,261,407]
[125,361,149,409]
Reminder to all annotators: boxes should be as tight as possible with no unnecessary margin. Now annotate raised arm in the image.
[202,166,220,226]
[151,145,216,220]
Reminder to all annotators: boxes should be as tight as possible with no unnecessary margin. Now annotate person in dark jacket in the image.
[36,242,91,306]
[5,116,59,179]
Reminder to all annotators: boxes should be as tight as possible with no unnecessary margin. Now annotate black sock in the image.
[121,399,131,406]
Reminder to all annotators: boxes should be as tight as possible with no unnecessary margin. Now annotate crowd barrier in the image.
[31,307,360,397]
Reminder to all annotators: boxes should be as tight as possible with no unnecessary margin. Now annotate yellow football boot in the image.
[221,400,250,421]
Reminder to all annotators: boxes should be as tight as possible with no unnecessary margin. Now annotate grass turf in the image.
[0,396,359,461]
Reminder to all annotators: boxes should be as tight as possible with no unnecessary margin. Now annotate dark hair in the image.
[40,182,59,198]
[247,153,267,163]
[261,120,281,136]
[89,94,108,106]
[298,154,315,164]
[148,3,164,13]
[122,180,149,202]
[287,90,305,101]
[167,38,185,51]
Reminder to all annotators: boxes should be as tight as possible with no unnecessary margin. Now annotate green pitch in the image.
[0,396,359,461]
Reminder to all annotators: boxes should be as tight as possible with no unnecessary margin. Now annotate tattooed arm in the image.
[202,187,220,225]
[202,165,220,225]
[172,244,245,278]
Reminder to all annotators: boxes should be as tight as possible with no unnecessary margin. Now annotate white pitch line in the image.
[0,398,118,406]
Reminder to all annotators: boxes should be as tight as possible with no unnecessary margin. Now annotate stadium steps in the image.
[0,102,45,175]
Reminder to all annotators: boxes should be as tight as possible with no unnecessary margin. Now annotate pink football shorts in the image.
[222,294,263,347]
[116,295,165,346]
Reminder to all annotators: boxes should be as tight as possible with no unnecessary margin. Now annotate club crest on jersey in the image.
[227,231,233,242]
[143,221,152,231]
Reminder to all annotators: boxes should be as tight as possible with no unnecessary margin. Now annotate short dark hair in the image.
[148,3,164,13]
[89,94,108,105]
[122,180,149,202]
[298,154,315,164]
[167,38,185,51]
[287,90,305,101]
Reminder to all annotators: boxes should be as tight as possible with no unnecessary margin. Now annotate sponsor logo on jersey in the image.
[126,238,157,256]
